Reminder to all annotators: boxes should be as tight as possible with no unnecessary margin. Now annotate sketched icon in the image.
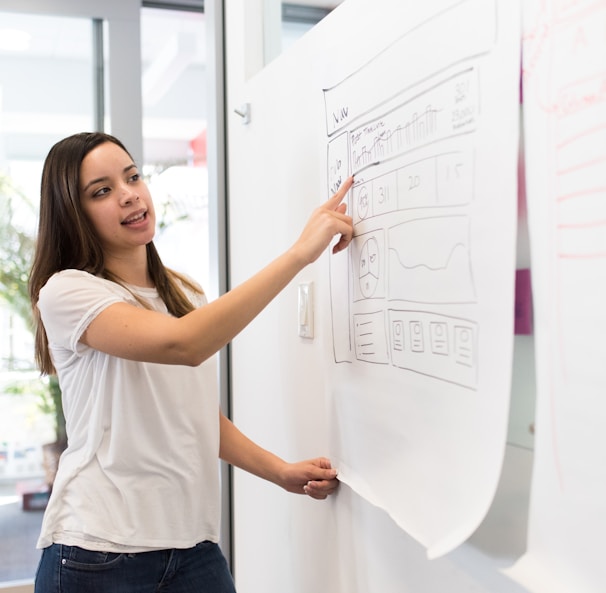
[359,236,380,298]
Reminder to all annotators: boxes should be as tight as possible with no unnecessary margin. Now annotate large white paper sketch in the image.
[324,0,520,557]
[508,2,606,591]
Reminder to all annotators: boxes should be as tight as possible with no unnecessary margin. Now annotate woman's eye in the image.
[129,173,140,182]
[92,187,110,198]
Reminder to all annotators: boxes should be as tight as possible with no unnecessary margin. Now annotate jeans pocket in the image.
[61,545,124,572]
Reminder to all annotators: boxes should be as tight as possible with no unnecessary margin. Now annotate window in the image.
[0,12,95,584]
[141,6,211,294]
[281,2,340,52]
[0,2,216,588]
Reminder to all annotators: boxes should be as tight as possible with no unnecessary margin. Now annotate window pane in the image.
[281,2,342,52]
[282,20,315,51]
[0,11,95,584]
[141,8,211,294]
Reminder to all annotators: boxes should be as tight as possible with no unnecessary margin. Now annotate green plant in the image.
[0,172,66,446]
[0,173,35,331]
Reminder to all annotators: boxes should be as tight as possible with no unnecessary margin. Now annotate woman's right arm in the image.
[81,177,354,366]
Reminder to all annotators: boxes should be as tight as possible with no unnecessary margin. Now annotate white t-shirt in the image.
[36,269,221,552]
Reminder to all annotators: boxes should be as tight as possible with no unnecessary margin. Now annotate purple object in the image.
[514,268,533,335]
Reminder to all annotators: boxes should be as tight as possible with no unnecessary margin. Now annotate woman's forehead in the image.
[82,142,133,174]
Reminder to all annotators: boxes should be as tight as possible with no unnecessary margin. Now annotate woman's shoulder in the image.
[44,269,113,290]
[40,269,130,302]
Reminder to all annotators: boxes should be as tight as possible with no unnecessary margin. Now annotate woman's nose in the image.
[120,185,139,205]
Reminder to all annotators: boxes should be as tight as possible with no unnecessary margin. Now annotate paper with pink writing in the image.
[507,2,606,591]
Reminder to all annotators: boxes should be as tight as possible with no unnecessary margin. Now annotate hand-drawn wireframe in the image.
[325,5,493,389]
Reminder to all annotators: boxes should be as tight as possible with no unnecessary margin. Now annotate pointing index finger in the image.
[327,175,354,209]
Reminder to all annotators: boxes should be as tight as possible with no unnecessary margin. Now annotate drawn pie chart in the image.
[356,184,369,220]
[359,237,380,297]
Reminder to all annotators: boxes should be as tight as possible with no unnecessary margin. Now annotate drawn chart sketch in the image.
[508,2,606,592]
[352,230,385,302]
[325,0,520,557]
[388,215,476,304]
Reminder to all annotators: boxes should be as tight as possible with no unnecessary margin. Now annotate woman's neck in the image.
[104,247,154,288]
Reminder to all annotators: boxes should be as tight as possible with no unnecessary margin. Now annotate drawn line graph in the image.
[390,241,468,271]
[387,215,477,304]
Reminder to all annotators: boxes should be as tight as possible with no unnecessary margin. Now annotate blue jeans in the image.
[34,541,237,593]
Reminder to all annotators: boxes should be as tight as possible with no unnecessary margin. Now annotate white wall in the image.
[224,2,535,592]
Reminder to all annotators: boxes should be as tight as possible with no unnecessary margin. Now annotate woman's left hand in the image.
[279,457,340,500]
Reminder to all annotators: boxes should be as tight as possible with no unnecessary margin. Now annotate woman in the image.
[29,132,354,593]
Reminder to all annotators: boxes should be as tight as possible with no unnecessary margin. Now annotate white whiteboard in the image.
[228,0,521,560]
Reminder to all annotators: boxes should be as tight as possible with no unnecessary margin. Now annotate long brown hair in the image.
[29,132,203,375]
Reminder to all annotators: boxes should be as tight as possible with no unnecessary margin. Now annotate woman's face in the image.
[79,141,156,257]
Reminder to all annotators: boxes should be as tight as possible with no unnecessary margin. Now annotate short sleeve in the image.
[181,282,207,309]
[37,270,129,354]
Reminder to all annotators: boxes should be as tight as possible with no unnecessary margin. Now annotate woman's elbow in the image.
[168,321,219,367]
[168,341,213,367]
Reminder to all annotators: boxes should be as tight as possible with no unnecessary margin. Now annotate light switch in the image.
[298,282,314,339]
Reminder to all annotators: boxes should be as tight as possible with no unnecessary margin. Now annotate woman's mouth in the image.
[121,211,147,225]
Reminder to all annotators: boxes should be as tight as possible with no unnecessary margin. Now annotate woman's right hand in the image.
[291,176,354,265]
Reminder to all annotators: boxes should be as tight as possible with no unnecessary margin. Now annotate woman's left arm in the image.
[218,412,339,500]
